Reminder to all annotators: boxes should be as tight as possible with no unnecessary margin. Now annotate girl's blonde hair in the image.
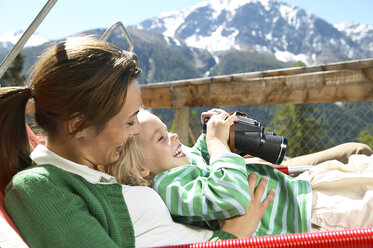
[112,109,152,186]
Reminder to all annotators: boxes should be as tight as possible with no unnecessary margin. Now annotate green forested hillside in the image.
[209,49,290,76]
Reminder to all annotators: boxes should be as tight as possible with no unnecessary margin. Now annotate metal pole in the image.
[101,21,134,52]
[0,0,58,80]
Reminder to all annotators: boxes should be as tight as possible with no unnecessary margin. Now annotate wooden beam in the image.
[141,67,373,108]
[141,85,172,108]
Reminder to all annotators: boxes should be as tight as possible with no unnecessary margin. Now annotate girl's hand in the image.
[205,112,237,156]
[200,108,228,125]
[220,173,275,238]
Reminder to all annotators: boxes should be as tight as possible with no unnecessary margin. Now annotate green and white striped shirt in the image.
[150,134,312,236]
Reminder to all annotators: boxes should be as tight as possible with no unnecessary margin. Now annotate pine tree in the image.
[0,54,26,87]
[269,103,326,157]
[356,125,373,149]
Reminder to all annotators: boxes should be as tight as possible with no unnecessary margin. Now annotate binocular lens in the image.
[257,133,287,165]
[234,130,287,165]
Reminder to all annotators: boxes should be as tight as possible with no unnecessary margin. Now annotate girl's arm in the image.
[189,134,210,163]
[152,110,254,221]
[151,152,251,221]
[191,108,235,162]
[204,111,236,157]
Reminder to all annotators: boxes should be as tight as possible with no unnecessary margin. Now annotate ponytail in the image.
[0,87,32,191]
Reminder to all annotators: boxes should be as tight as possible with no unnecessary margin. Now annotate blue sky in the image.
[1,0,372,40]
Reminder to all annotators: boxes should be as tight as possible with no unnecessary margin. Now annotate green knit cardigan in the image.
[5,164,235,248]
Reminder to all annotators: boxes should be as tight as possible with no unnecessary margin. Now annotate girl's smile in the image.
[173,144,186,158]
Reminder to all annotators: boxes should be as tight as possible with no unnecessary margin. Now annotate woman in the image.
[0,36,273,247]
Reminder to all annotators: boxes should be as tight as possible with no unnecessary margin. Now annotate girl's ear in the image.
[139,166,150,179]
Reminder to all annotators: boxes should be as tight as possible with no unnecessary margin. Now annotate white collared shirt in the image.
[31,145,213,247]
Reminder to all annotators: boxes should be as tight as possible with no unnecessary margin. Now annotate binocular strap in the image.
[229,125,235,152]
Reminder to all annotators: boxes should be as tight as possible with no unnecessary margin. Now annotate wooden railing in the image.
[140,58,373,144]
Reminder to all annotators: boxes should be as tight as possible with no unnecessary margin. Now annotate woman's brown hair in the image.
[0,36,141,189]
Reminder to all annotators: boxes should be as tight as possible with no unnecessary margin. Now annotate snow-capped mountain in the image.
[334,22,373,54]
[136,0,372,65]
[0,30,50,49]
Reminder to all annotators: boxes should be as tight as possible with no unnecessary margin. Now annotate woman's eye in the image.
[127,121,135,126]
[158,136,164,142]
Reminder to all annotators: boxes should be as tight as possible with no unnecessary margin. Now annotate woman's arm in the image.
[220,173,275,238]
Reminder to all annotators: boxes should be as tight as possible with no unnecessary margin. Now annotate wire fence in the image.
[25,101,373,157]
[151,101,373,157]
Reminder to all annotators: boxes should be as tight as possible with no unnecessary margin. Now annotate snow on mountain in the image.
[334,22,373,53]
[0,30,50,49]
[137,0,371,65]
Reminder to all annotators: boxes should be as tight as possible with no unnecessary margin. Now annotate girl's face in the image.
[136,112,189,178]
[76,80,142,168]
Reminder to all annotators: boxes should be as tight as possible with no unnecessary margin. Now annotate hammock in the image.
[158,228,373,247]
[1,125,372,247]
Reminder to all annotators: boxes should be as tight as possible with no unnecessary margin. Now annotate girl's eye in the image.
[157,136,164,142]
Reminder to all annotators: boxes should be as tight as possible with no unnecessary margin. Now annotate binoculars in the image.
[203,112,287,164]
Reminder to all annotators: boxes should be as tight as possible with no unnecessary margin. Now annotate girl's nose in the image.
[169,132,179,142]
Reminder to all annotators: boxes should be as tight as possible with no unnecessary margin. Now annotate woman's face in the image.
[77,80,142,168]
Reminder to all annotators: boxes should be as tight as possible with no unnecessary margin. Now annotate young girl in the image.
[113,108,373,237]
[112,108,310,236]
